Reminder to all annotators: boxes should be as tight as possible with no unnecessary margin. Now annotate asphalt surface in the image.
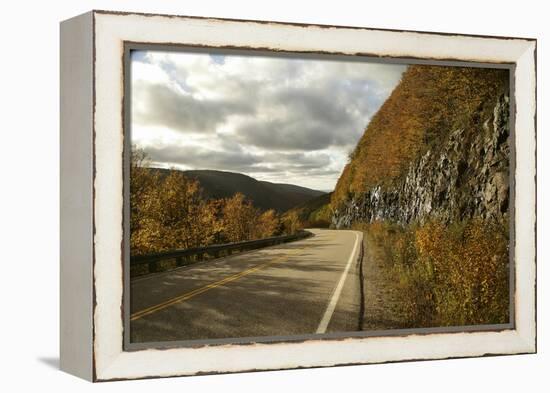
[130,229,363,344]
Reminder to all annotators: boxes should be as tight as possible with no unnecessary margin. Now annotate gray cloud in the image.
[145,143,260,171]
[133,81,255,133]
[235,86,365,150]
[143,143,337,178]
[264,152,332,169]
[233,79,386,151]
[132,51,406,189]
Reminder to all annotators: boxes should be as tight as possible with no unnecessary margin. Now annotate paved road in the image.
[130,229,363,343]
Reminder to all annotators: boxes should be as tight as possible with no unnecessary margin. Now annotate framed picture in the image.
[60,10,537,381]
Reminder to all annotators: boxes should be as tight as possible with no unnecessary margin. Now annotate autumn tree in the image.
[130,147,219,254]
[256,209,280,239]
[282,210,302,235]
[206,198,227,244]
[221,193,259,242]
[131,148,286,254]
[156,171,218,250]
[130,147,162,254]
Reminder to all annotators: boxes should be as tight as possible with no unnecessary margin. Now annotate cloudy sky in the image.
[131,50,406,191]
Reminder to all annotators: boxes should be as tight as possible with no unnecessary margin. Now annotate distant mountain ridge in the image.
[147,168,325,213]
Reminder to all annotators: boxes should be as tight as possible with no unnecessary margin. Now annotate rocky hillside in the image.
[331,65,510,228]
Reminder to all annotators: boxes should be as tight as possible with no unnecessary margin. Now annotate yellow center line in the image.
[130,254,289,321]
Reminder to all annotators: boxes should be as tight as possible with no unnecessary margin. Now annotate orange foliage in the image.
[130,149,283,255]
[130,163,219,255]
[222,194,283,242]
[281,210,302,235]
[332,65,508,209]
[357,218,509,327]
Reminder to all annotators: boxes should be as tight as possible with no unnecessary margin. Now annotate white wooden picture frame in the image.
[60,10,536,382]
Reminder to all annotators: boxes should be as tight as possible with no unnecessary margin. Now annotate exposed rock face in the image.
[333,94,510,228]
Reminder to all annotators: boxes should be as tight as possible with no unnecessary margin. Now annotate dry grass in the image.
[354,218,509,327]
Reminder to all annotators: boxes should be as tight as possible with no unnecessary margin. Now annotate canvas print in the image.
[127,49,511,344]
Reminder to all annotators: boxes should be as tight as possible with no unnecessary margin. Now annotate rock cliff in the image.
[332,94,510,228]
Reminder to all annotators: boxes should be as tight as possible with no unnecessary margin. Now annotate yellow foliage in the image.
[131,159,218,254]
[130,148,284,255]
[358,218,509,327]
[282,211,302,235]
[332,65,508,210]
[222,193,260,242]
[256,209,280,239]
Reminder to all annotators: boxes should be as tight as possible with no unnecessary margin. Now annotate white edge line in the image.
[316,231,362,334]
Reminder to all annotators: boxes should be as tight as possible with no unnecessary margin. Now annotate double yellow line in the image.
[130,255,288,321]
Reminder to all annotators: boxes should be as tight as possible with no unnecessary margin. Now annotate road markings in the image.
[130,255,288,321]
[315,231,362,334]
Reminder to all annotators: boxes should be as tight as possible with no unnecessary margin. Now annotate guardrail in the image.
[130,230,313,277]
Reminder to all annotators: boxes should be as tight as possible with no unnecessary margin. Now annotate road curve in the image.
[130,229,363,343]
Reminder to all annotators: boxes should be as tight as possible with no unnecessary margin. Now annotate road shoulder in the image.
[360,231,410,330]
